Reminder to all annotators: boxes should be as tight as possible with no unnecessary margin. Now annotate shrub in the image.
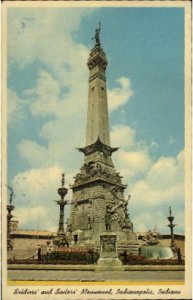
[8,248,100,265]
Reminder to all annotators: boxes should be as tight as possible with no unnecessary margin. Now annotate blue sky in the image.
[7,6,184,234]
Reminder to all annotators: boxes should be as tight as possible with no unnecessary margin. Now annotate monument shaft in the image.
[86,46,110,146]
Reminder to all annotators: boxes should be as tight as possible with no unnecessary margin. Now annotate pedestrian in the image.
[37,245,41,261]
[177,247,182,264]
[122,250,128,264]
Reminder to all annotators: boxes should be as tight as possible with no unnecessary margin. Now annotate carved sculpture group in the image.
[105,195,133,231]
[142,230,160,245]
[74,161,122,185]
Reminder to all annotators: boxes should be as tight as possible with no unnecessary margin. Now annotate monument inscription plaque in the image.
[96,232,124,271]
[101,235,116,253]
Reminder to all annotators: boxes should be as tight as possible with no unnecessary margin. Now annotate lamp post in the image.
[167,206,177,253]
[54,174,71,247]
[7,186,14,251]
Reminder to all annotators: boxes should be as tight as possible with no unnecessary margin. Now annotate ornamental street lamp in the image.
[7,186,14,250]
[167,206,177,253]
[54,174,71,247]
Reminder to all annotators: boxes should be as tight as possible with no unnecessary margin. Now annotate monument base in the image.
[95,256,124,272]
[95,231,124,272]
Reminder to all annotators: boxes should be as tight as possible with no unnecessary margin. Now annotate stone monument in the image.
[70,25,138,252]
[96,201,124,271]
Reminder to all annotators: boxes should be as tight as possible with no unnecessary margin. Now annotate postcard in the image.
[1,1,192,299]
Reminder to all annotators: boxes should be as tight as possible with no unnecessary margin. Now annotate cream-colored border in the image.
[1,3,8,299]
[1,1,192,300]
[184,0,192,294]
[1,0,191,8]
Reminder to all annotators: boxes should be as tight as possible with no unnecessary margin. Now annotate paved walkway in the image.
[8,264,184,271]
[8,269,184,282]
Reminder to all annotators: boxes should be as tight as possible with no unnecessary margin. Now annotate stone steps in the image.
[117,242,140,255]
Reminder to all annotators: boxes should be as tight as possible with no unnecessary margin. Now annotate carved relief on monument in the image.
[75,202,91,230]
[103,188,133,231]
[73,159,123,187]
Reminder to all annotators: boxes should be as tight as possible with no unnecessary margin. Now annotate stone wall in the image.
[159,238,185,257]
[10,237,48,259]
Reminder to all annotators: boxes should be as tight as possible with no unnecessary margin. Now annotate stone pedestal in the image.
[95,232,124,272]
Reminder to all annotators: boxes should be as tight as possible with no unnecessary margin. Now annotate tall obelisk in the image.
[70,25,135,245]
[85,24,110,147]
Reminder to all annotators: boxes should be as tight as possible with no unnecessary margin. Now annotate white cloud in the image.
[8,9,90,177]
[111,124,152,181]
[30,70,64,118]
[111,124,149,150]
[9,9,134,179]
[13,166,62,200]
[110,124,184,233]
[7,89,26,125]
[108,77,133,111]
[131,202,184,234]
[132,210,165,234]
[28,66,88,120]
[15,206,49,228]
[132,211,163,233]
[115,149,152,181]
[13,166,73,230]
[7,7,91,123]
[16,116,85,173]
[8,8,92,68]
[130,150,184,207]
[111,124,136,149]
[146,151,184,189]
[16,140,51,168]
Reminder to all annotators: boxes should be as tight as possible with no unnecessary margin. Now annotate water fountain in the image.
[140,229,174,259]
[141,245,173,259]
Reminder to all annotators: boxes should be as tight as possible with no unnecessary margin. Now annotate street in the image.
[8,269,184,282]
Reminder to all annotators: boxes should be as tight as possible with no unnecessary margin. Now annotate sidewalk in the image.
[8,269,185,282]
[8,264,185,271]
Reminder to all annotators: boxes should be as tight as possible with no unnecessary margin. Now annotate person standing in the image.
[37,245,41,261]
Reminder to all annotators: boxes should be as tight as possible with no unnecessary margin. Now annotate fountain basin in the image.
[141,245,173,259]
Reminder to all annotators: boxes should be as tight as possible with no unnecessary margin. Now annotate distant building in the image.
[9,220,56,259]
[10,220,19,233]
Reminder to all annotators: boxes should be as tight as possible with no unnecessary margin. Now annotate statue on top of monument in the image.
[105,203,116,231]
[7,185,14,204]
[92,22,101,46]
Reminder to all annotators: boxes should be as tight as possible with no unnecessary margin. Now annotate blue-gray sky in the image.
[7,6,184,234]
